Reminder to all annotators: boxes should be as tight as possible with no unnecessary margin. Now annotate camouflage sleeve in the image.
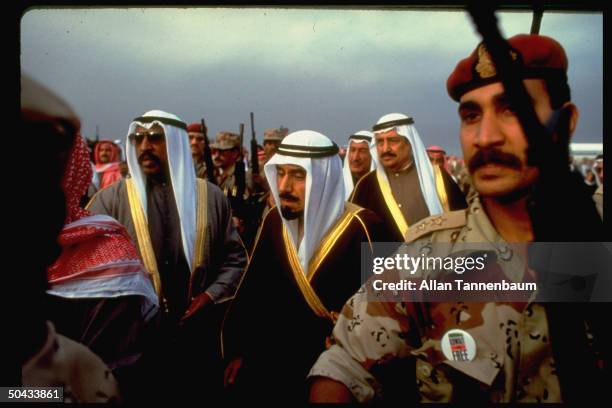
[307,285,412,402]
[22,322,121,403]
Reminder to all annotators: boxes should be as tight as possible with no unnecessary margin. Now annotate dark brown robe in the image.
[350,165,467,242]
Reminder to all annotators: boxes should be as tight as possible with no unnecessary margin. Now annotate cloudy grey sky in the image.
[20,7,602,155]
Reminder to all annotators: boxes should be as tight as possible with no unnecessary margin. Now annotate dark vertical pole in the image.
[530,5,544,34]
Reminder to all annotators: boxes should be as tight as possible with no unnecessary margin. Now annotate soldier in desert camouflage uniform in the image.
[308,193,564,402]
[307,34,607,403]
[211,131,253,197]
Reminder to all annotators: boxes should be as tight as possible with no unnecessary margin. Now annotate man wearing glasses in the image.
[87,109,247,402]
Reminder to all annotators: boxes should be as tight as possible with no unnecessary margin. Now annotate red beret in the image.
[187,123,203,133]
[447,34,568,101]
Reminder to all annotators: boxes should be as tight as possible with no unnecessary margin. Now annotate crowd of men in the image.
[20,32,607,404]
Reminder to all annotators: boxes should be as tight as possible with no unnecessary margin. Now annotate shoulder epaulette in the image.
[404,209,467,243]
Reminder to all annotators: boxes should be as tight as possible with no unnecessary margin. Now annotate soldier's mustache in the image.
[468,148,522,173]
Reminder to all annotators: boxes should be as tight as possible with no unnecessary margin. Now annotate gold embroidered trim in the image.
[283,226,333,320]
[283,203,371,320]
[308,210,354,281]
[126,178,163,298]
[192,179,208,270]
[376,168,409,238]
[433,165,450,213]
[353,212,374,253]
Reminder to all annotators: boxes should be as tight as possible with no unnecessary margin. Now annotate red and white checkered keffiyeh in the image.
[94,141,123,189]
[62,134,92,224]
[47,135,158,320]
[94,140,120,165]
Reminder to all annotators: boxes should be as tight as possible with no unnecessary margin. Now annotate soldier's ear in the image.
[561,102,579,137]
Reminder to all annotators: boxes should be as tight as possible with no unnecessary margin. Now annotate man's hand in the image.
[223,357,243,387]
[179,292,213,323]
[232,216,246,235]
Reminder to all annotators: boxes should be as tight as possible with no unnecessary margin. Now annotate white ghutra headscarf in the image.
[373,113,443,216]
[264,130,345,274]
[125,110,198,272]
[342,130,378,200]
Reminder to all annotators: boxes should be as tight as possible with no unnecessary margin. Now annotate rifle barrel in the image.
[250,112,259,175]
[201,117,216,185]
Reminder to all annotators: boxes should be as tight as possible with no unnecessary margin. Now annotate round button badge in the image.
[441,329,477,362]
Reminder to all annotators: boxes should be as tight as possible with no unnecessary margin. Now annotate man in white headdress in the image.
[87,110,247,402]
[222,130,384,402]
[342,130,378,200]
[350,113,466,241]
